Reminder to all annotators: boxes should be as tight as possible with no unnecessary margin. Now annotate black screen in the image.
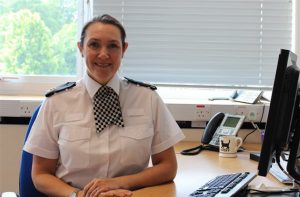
[258,49,300,179]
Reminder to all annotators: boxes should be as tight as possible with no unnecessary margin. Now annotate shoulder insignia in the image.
[45,82,76,97]
[124,77,157,90]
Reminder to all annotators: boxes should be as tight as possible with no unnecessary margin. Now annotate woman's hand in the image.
[78,189,132,197]
[83,147,177,196]
[99,189,132,197]
[83,178,129,197]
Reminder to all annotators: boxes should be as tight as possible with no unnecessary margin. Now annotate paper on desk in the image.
[208,90,237,101]
[261,91,272,101]
[248,183,291,192]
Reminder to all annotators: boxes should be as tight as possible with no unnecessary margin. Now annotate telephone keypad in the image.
[209,127,236,146]
[209,133,221,146]
[220,128,232,135]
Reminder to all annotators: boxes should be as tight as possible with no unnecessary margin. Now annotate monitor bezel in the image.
[258,49,299,177]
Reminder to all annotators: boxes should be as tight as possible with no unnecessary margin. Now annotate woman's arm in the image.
[126,146,178,188]
[83,146,177,196]
[32,155,79,197]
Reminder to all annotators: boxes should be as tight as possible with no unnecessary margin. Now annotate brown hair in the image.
[79,14,126,48]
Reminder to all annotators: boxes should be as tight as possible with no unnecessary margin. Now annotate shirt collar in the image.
[84,73,121,99]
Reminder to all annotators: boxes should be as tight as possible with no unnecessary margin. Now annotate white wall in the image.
[0,125,27,194]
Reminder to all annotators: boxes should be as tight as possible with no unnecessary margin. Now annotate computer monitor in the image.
[258,49,300,181]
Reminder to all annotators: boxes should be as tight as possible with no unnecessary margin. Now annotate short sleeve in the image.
[23,99,59,159]
[151,92,185,154]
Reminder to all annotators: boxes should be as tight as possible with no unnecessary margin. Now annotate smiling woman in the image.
[77,15,128,85]
[22,14,185,197]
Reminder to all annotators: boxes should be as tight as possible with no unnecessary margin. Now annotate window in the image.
[0,0,81,95]
[0,0,296,96]
[94,0,295,88]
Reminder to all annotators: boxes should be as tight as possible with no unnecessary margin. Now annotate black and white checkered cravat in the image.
[93,86,124,133]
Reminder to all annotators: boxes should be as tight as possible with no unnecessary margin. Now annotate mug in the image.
[219,135,243,158]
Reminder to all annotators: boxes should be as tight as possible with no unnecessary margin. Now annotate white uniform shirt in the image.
[24,73,185,189]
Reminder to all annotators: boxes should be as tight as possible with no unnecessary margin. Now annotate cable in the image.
[180,144,219,155]
[260,103,266,123]
[243,103,266,143]
[274,153,300,186]
[242,121,258,143]
[180,145,203,155]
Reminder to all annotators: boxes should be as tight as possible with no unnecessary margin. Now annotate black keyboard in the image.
[189,172,256,197]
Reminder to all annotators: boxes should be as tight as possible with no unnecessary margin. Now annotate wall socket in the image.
[19,101,38,116]
[195,104,211,120]
[2,98,268,122]
[0,100,41,117]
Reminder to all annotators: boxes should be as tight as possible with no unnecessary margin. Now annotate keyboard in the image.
[189,172,256,197]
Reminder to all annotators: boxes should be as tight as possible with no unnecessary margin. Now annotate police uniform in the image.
[24,73,185,189]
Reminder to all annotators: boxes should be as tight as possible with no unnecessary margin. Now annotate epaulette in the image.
[124,77,157,90]
[45,82,76,97]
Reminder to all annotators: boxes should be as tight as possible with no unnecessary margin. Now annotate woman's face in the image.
[78,22,128,85]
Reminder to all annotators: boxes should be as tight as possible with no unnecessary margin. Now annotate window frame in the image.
[0,0,299,96]
[0,0,90,96]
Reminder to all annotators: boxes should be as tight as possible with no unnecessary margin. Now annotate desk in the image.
[132,141,287,196]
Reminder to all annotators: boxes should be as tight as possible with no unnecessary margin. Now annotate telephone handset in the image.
[201,112,225,144]
[181,112,245,155]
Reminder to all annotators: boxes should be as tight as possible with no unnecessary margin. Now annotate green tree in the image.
[0,0,77,76]
[0,9,56,74]
[1,0,77,34]
[52,23,77,75]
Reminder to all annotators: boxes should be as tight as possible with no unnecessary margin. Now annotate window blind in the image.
[92,0,293,88]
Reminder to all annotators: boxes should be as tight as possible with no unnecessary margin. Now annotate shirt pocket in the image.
[63,113,84,122]
[58,126,91,169]
[120,124,154,167]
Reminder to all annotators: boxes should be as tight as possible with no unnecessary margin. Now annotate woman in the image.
[24,14,185,197]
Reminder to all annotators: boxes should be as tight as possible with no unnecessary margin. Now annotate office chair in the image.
[18,105,47,197]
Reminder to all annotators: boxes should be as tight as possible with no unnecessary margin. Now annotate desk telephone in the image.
[181,112,245,155]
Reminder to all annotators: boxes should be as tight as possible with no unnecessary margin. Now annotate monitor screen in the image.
[258,49,300,180]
